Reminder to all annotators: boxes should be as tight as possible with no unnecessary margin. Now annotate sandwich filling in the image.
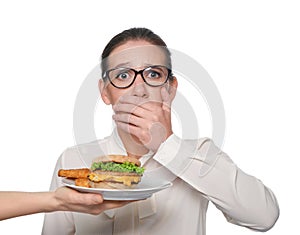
[88,172,142,186]
[91,161,145,174]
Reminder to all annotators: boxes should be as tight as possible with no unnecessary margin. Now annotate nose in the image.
[131,74,148,98]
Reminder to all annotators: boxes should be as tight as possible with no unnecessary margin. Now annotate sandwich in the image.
[58,155,145,189]
[89,155,144,189]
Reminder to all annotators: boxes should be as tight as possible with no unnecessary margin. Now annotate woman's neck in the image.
[117,128,149,159]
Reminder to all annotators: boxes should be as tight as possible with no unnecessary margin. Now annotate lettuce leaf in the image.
[91,161,145,175]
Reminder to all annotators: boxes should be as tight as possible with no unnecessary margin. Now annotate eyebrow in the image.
[112,62,131,69]
[112,62,160,69]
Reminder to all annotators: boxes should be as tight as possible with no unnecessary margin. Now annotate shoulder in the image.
[163,134,215,152]
[157,134,221,161]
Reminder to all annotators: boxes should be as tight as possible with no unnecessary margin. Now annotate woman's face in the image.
[99,40,177,105]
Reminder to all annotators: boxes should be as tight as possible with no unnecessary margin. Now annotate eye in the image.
[116,72,130,80]
[145,69,162,79]
[110,68,132,81]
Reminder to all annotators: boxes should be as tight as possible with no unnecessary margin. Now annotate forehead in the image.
[107,40,167,69]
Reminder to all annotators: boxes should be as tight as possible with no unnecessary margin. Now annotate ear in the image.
[168,76,178,102]
[98,79,112,105]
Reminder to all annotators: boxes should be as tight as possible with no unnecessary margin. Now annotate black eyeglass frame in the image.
[103,65,172,89]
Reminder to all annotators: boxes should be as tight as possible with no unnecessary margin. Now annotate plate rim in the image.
[61,178,173,193]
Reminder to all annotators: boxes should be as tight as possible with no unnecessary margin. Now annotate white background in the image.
[0,0,299,234]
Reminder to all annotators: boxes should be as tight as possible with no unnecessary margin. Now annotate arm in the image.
[0,187,103,221]
[153,135,279,231]
[42,149,131,235]
[112,87,279,230]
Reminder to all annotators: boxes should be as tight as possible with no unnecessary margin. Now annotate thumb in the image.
[81,193,103,205]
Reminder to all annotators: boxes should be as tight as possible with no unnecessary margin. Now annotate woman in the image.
[42,27,279,235]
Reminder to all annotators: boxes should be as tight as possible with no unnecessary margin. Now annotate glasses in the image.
[103,65,171,89]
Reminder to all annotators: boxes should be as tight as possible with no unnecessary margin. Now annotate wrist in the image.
[46,191,62,212]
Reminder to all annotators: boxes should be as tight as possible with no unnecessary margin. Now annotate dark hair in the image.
[101,27,172,80]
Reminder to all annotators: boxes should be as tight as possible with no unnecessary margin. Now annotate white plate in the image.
[62,174,172,201]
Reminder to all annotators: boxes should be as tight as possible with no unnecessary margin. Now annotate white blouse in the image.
[42,130,279,235]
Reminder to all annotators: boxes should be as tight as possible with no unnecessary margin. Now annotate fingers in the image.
[78,193,104,205]
[113,103,153,118]
[112,90,173,151]
[62,187,104,205]
[112,108,161,145]
[89,200,135,215]
[113,113,150,129]
[118,95,155,109]
[56,187,138,215]
[113,121,150,143]
[115,95,162,112]
[115,87,172,112]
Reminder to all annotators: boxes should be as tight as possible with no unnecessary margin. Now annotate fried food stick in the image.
[58,168,91,179]
[75,178,91,188]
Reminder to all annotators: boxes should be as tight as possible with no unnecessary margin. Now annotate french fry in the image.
[58,168,90,179]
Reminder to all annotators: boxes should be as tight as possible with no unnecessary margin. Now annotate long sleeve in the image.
[153,135,279,231]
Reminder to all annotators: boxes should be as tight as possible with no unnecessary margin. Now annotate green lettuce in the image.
[91,161,145,175]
